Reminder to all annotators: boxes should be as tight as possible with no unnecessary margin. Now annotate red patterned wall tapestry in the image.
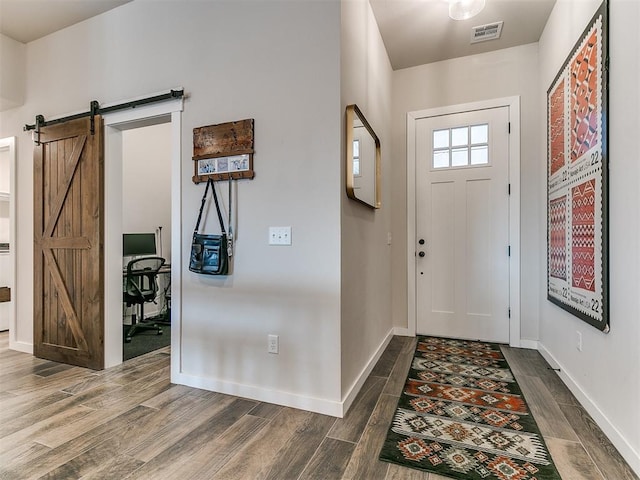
[547,1,609,332]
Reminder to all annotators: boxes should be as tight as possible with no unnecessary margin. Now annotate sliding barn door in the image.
[34,116,104,369]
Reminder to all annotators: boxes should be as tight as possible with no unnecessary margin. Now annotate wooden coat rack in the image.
[192,118,255,183]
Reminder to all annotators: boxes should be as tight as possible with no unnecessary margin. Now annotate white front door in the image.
[415,107,510,343]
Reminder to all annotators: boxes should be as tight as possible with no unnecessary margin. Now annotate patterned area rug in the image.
[379,336,561,480]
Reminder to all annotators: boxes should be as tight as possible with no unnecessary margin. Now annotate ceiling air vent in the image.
[471,21,504,44]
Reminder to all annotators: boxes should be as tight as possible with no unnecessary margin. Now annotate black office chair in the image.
[123,256,165,343]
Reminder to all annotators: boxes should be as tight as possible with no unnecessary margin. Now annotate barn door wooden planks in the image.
[33,116,104,369]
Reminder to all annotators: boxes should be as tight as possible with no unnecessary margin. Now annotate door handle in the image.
[418,239,425,245]
[418,251,425,257]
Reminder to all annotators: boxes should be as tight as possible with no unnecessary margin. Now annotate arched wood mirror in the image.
[346,104,381,209]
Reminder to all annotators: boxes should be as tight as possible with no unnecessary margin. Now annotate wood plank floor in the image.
[0,332,637,480]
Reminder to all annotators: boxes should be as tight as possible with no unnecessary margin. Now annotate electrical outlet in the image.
[269,227,292,246]
[576,331,582,352]
[268,334,279,354]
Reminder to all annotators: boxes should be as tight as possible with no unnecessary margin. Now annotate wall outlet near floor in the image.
[268,334,279,354]
[576,331,582,352]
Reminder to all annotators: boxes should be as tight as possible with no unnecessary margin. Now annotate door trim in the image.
[103,96,183,368]
[407,96,522,347]
[0,137,20,351]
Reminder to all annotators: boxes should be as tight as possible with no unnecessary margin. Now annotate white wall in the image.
[392,43,541,341]
[340,0,394,402]
[538,0,640,472]
[0,0,344,415]
[0,33,25,111]
[122,123,172,262]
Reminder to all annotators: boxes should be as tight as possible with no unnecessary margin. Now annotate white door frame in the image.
[407,96,522,347]
[0,137,18,349]
[103,95,183,368]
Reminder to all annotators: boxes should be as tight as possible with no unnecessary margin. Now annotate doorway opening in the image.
[103,98,183,368]
[0,137,16,343]
[121,123,172,360]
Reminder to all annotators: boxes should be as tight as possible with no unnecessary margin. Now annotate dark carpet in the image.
[123,322,171,361]
[379,336,561,480]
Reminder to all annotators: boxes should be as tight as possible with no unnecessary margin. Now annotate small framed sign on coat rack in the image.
[192,118,255,183]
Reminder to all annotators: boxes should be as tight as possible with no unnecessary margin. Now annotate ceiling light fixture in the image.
[449,0,486,21]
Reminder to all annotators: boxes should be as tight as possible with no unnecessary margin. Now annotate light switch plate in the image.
[269,226,292,245]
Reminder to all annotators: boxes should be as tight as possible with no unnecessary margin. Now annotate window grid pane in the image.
[353,140,361,176]
[451,127,468,147]
[471,124,488,144]
[432,123,490,170]
[451,148,468,166]
[470,145,488,165]
[433,150,449,168]
[433,129,449,149]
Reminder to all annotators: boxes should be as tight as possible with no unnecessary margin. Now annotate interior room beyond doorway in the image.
[122,123,172,360]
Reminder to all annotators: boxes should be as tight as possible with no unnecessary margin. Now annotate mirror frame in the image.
[345,104,381,209]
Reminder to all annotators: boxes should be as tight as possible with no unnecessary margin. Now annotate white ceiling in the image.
[370,0,556,70]
[0,0,555,70]
[0,0,131,44]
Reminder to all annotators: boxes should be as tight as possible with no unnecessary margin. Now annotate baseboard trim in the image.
[518,339,539,350]
[341,329,394,415]
[10,340,32,354]
[172,371,343,418]
[172,329,395,419]
[393,326,412,337]
[538,342,640,475]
